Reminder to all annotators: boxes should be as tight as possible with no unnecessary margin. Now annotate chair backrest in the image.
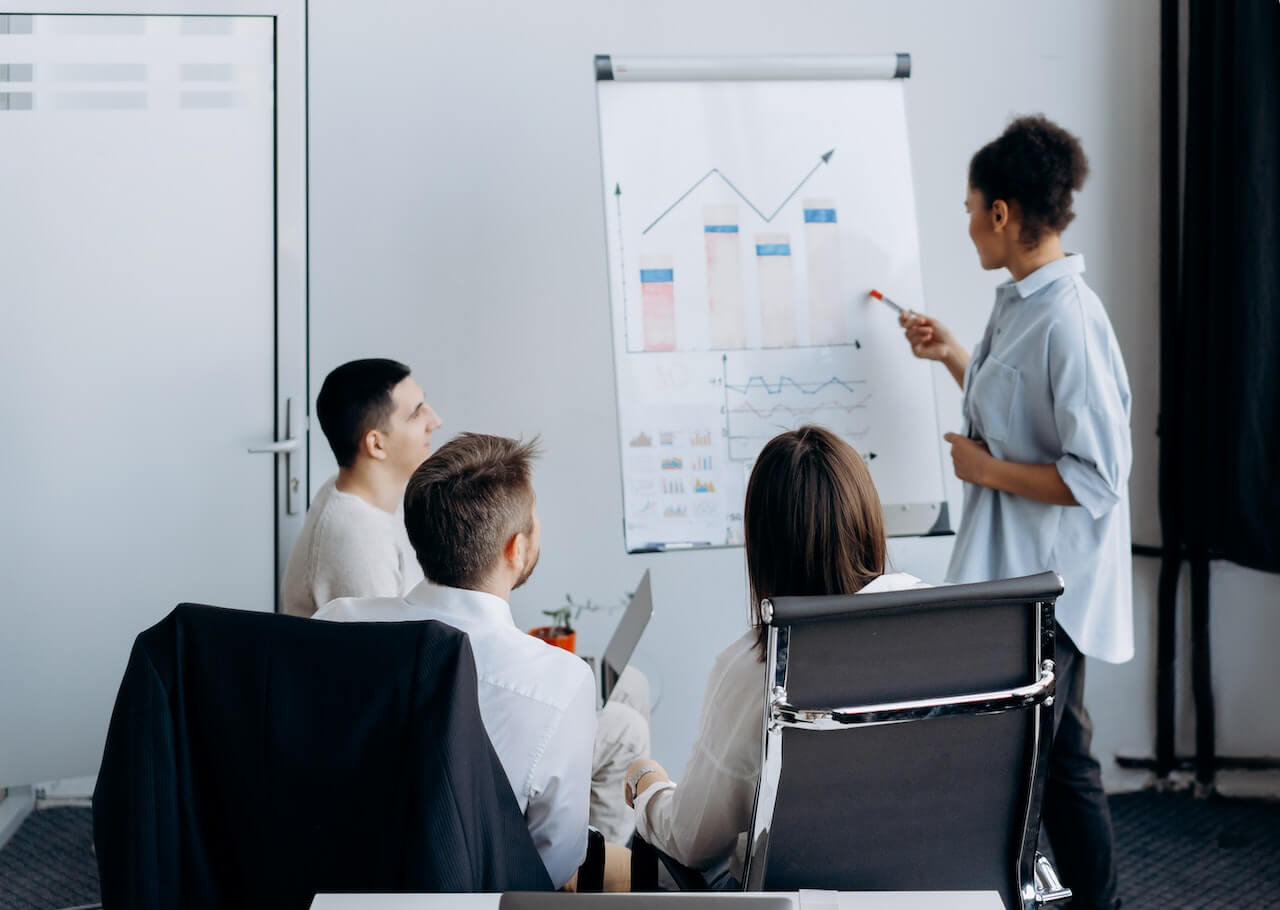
[93,604,551,909]
[742,572,1062,910]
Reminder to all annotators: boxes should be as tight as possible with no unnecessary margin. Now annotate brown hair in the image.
[403,433,540,589]
[743,426,887,657]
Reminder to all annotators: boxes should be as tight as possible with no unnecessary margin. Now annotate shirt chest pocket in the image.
[969,355,1021,444]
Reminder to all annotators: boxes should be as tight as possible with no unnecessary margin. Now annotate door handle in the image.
[247,438,301,454]
[248,397,303,515]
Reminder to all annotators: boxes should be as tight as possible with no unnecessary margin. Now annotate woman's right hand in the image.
[899,310,957,362]
[899,310,970,388]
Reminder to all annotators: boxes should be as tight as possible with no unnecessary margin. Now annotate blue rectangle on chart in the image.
[704,225,739,233]
[803,208,837,223]
[755,244,791,256]
[639,269,674,283]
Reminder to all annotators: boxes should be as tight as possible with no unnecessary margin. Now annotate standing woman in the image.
[901,116,1131,910]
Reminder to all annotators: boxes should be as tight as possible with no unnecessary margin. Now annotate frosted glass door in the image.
[0,13,291,787]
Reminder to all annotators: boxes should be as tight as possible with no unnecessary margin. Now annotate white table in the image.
[312,891,1004,909]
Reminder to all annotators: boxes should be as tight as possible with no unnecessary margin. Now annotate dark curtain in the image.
[1167,0,1280,573]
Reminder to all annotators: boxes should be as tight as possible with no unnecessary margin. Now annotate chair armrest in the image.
[575,826,606,892]
[629,833,710,892]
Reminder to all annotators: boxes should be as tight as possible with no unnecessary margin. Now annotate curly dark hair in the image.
[968,114,1089,248]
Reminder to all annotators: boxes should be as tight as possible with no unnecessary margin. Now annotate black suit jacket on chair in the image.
[93,603,552,909]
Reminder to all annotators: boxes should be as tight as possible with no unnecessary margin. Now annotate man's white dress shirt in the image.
[316,581,596,889]
[633,572,928,880]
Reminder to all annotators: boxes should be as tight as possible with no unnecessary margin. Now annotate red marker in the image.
[869,289,906,315]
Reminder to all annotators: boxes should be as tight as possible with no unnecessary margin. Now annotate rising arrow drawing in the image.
[643,149,836,235]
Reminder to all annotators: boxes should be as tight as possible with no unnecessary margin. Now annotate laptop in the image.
[589,569,654,709]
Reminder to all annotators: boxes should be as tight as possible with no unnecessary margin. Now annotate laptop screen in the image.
[600,570,654,705]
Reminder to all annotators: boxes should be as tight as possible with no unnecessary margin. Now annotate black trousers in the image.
[1043,625,1120,910]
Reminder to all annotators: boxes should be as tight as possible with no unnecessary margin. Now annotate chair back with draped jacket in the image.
[93,604,553,909]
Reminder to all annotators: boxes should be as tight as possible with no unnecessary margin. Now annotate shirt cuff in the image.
[1056,453,1120,520]
[632,779,678,841]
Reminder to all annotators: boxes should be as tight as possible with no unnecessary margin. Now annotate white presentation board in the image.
[595,55,951,553]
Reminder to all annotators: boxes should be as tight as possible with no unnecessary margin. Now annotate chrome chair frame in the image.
[742,571,1071,908]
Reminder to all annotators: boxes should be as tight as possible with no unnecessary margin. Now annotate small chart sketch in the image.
[723,355,871,463]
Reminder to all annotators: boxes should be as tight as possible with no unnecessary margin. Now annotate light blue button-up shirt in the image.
[947,254,1134,663]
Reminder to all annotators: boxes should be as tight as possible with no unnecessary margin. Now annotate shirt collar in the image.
[998,253,1086,300]
[405,580,516,629]
[861,572,925,594]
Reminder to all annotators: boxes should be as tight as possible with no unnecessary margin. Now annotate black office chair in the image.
[92,604,600,909]
[634,572,1072,909]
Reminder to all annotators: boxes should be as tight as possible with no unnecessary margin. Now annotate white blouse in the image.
[633,572,928,878]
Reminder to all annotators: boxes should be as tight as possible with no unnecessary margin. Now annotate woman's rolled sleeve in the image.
[1049,311,1131,520]
[1054,401,1129,519]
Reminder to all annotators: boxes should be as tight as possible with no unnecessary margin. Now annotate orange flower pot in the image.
[529,626,576,654]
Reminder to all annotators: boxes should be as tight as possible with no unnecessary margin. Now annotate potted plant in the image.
[530,602,577,653]
[529,591,630,654]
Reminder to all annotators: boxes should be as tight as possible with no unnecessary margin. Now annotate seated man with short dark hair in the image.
[282,358,443,618]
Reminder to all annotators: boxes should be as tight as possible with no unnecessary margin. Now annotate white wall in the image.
[307,0,1280,788]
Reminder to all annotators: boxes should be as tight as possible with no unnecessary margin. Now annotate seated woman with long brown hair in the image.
[623,425,927,882]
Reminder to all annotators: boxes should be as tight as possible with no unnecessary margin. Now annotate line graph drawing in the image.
[729,394,872,421]
[724,375,864,396]
[722,355,871,462]
[643,149,835,235]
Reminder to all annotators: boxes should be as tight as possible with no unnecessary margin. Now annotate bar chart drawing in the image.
[804,198,845,345]
[614,148,863,354]
[704,204,747,349]
[639,254,676,351]
[755,233,797,348]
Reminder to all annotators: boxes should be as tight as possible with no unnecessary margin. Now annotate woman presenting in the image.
[902,115,1131,910]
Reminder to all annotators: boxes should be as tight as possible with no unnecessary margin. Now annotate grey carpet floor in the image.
[1,790,1278,909]
[0,805,97,910]
[1107,790,1280,909]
